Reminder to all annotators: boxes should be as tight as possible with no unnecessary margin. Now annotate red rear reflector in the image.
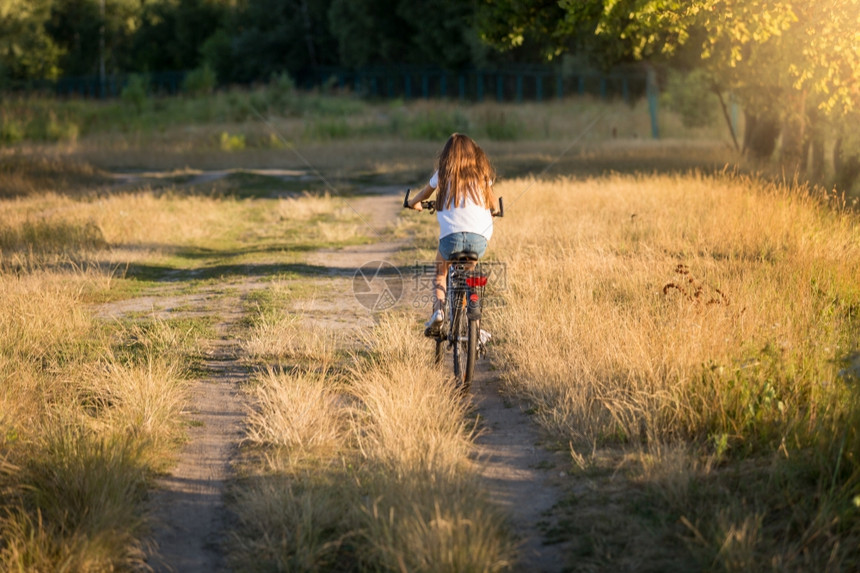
[466,276,487,287]
[470,294,479,303]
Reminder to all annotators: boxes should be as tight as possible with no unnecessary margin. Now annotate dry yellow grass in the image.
[489,172,860,568]
[232,315,514,572]
[492,173,858,442]
[0,271,190,570]
[349,319,513,572]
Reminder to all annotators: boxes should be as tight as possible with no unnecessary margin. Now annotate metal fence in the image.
[310,65,648,104]
[4,71,187,99]
[5,65,651,104]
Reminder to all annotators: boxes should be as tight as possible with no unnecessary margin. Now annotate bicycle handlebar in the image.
[403,189,504,217]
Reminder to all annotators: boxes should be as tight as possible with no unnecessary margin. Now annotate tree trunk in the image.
[834,137,860,192]
[300,0,318,68]
[743,111,780,161]
[781,117,805,172]
[715,89,740,153]
[807,109,825,181]
[780,92,807,172]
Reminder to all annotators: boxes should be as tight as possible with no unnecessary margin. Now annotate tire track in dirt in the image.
[145,289,249,573]
[471,372,569,572]
[310,189,569,572]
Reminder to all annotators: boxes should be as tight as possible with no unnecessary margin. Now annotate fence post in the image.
[422,74,429,99]
[496,74,503,102]
[646,66,659,139]
[578,76,585,96]
[458,75,465,101]
[516,74,523,102]
[557,74,563,99]
[440,74,447,98]
[536,75,543,102]
[405,75,412,99]
[622,77,630,103]
[477,73,484,102]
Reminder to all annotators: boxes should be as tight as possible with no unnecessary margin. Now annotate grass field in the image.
[1,91,858,570]
[490,173,860,569]
[0,163,371,569]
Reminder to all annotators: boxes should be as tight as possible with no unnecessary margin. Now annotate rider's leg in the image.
[433,250,448,311]
[426,250,448,329]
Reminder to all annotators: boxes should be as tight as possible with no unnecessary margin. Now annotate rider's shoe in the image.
[479,329,492,346]
[424,309,443,334]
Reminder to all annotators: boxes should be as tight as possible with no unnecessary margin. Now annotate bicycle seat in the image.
[449,250,479,262]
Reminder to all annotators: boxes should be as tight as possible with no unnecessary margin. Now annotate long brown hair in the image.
[435,133,495,211]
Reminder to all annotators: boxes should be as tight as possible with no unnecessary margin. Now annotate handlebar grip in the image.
[497,197,504,218]
[403,189,411,209]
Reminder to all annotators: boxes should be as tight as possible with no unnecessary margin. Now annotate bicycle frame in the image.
[403,188,500,393]
[437,257,487,391]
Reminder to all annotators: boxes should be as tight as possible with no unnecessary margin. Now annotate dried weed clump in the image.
[0,272,190,570]
[231,315,514,572]
[491,172,860,568]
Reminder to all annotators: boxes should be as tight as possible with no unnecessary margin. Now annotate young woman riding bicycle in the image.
[405,133,499,330]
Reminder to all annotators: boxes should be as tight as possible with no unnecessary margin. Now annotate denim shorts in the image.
[438,232,488,260]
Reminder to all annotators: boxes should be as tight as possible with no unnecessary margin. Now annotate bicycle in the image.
[403,189,503,392]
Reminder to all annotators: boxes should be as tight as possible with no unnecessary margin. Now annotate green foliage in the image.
[0,0,63,81]
[266,72,297,114]
[1,0,516,88]
[120,74,148,114]
[478,109,523,140]
[661,69,718,129]
[329,0,483,68]
[219,131,245,151]
[215,0,338,84]
[304,118,352,140]
[0,115,24,145]
[407,110,470,140]
[182,65,216,97]
[19,109,79,143]
[44,113,79,143]
[476,0,572,62]
[482,0,860,172]
[131,0,229,73]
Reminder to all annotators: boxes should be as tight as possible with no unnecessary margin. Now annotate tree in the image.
[480,0,860,182]
[328,0,487,69]
[0,0,63,82]
[131,0,230,72]
[46,0,154,77]
[207,0,338,84]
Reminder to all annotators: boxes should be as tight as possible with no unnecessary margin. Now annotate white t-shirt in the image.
[429,171,494,241]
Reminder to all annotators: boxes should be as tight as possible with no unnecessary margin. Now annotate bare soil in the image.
[147,309,245,573]
[471,371,570,572]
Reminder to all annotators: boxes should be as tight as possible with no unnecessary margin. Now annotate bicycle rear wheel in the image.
[452,292,477,392]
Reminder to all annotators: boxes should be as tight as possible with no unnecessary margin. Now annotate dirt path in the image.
[107,182,567,571]
[472,373,569,572]
[146,290,249,573]
[310,189,569,571]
